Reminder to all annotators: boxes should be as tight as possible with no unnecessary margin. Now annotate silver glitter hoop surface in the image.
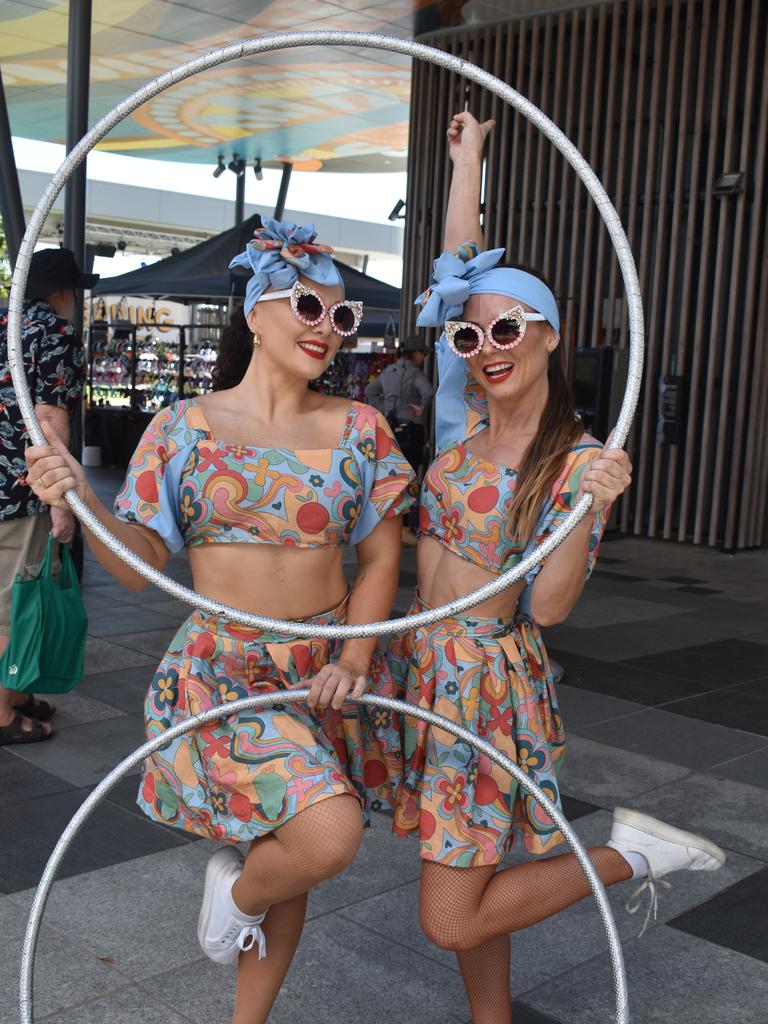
[19,693,629,1024]
[7,30,644,641]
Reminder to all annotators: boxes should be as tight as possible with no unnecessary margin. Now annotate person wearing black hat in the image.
[365,335,434,541]
[0,248,97,745]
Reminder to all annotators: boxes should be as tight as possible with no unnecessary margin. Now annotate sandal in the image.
[0,712,54,745]
[14,695,57,722]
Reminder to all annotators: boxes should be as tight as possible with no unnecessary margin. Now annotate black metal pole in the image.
[0,68,26,267]
[274,162,293,221]
[234,172,245,226]
[63,0,92,268]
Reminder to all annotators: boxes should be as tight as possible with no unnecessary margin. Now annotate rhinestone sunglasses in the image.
[445,304,548,359]
[257,281,363,337]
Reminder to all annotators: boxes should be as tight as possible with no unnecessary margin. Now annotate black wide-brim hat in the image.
[25,248,99,300]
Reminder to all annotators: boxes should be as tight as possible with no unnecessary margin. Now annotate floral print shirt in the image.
[0,301,85,521]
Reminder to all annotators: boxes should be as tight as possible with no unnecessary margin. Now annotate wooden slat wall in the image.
[401,0,768,549]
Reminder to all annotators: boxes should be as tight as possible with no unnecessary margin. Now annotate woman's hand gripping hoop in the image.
[8,31,644,1024]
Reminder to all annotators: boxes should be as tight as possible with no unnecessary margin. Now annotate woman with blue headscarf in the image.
[387,113,724,1021]
[25,218,415,1022]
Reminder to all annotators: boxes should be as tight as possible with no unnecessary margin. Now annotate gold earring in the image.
[252,333,261,348]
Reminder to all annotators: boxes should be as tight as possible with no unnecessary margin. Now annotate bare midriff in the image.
[417,534,525,620]
[188,543,350,620]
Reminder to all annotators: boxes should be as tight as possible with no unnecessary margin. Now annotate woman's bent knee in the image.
[281,795,363,882]
[419,902,470,951]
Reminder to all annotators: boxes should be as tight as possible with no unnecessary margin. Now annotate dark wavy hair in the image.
[493,262,583,542]
[211,306,252,391]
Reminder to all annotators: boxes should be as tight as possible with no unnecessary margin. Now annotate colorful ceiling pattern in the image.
[1,0,456,172]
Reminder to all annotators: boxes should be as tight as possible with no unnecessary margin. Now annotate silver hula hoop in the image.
[20,693,629,1024]
[6,30,644,641]
[8,31,644,1024]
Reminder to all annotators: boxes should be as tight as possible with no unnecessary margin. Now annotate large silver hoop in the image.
[19,692,629,1023]
[6,30,644,641]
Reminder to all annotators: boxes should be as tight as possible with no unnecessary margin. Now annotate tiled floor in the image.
[1,468,767,1022]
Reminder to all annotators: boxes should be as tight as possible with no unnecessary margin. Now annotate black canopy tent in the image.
[91,213,401,337]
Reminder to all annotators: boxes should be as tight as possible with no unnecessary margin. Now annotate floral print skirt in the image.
[386,595,567,867]
[137,597,403,843]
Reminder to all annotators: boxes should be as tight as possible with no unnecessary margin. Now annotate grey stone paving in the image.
[2,467,767,1022]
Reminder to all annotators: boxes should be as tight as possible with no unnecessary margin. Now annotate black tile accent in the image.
[561,794,600,820]
[678,640,768,670]
[594,555,626,565]
[669,869,768,963]
[661,575,706,584]
[674,585,724,596]
[730,676,768,697]
[621,647,763,688]
[398,569,418,587]
[590,570,646,583]
[0,750,76,806]
[0,786,191,893]
[547,649,726,704]
[661,688,768,736]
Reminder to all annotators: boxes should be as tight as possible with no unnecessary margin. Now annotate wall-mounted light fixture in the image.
[712,171,744,197]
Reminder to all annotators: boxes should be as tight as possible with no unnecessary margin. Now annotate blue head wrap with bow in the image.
[417,245,562,461]
[415,245,560,334]
[229,218,343,317]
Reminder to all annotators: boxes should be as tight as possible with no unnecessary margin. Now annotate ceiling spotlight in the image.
[212,154,226,178]
[116,239,127,251]
[170,247,180,256]
[228,156,245,177]
[388,199,406,222]
[253,157,263,181]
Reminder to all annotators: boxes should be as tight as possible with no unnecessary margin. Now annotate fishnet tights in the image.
[420,846,631,952]
[456,935,512,1024]
[229,795,363,1024]
[232,793,363,917]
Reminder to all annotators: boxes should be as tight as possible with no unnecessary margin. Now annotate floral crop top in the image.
[419,434,606,577]
[114,399,416,552]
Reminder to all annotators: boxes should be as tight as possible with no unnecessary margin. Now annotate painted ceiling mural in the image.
[0,0,460,172]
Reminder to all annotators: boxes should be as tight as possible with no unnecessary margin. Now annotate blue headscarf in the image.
[415,245,560,334]
[229,218,343,316]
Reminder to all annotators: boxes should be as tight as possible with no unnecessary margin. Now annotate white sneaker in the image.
[197,848,267,965]
[608,807,726,935]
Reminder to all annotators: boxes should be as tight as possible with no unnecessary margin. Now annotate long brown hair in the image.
[499,264,583,542]
[211,306,251,391]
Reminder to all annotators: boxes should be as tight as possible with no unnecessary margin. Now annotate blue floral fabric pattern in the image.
[0,301,85,520]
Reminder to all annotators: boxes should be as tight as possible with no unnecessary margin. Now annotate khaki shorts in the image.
[0,512,60,632]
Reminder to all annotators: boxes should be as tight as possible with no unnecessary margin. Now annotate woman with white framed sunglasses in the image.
[26,217,415,1024]
[382,113,724,1023]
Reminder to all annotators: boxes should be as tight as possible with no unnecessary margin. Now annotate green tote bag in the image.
[0,534,88,694]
